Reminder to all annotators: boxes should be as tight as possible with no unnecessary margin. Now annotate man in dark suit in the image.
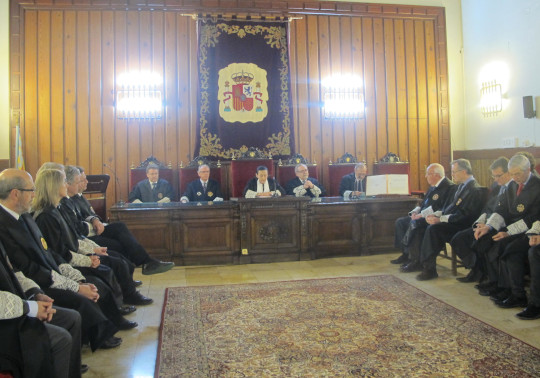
[0,168,120,351]
[449,157,511,283]
[180,164,224,203]
[392,163,454,268]
[74,166,174,276]
[476,154,540,308]
[243,166,285,198]
[128,163,175,203]
[338,162,367,199]
[415,158,484,280]
[0,239,83,378]
[285,164,326,198]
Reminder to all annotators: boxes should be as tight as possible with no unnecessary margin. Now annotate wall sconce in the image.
[480,80,502,117]
[116,71,163,119]
[322,75,364,119]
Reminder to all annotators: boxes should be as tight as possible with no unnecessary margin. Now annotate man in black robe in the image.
[180,164,224,203]
[128,163,175,203]
[338,162,368,199]
[285,164,325,198]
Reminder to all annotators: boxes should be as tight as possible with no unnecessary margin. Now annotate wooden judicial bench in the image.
[109,196,419,266]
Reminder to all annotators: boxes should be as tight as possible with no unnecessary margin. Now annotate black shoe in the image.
[101,336,122,349]
[489,289,511,302]
[400,261,422,273]
[142,260,174,275]
[416,270,438,281]
[133,280,143,287]
[81,364,89,374]
[496,295,528,309]
[116,317,138,330]
[478,284,499,296]
[457,269,482,283]
[516,305,540,320]
[475,280,494,290]
[119,305,137,315]
[124,291,154,306]
[390,254,409,264]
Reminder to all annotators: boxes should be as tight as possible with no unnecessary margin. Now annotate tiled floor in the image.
[81,253,540,377]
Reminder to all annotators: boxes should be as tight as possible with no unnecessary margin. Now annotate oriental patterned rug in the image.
[156,275,539,377]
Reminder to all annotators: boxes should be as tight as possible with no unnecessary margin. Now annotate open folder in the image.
[366,174,410,196]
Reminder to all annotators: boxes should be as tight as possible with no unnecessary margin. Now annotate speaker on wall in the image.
[523,96,536,118]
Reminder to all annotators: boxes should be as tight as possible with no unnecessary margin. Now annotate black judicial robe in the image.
[338,173,367,196]
[243,177,285,197]
[128,178,175,202]
[183,179,223,201]
[285,177,326,197]
[0,207,117,351]
[493,175,540,230]
[0,240,54,378]
[34,205,124,310]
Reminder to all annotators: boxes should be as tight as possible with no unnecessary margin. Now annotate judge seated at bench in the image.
[244,166,285,198]
[286,164,325,198]
[180,164,223,203]
[339,162,368,199]
[128,163,174,203]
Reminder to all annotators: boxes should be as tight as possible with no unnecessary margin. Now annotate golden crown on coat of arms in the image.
[232,71,254,84]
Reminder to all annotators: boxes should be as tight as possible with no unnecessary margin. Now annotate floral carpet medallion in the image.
[156,275,539,377]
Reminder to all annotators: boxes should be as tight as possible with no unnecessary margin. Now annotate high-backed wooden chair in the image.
[83,174,110,220]
[327,152,360,196]
[230,148,274,198]
[276,153,318,189]
[178,156,223,198]
[373,152,411,192]
[129,156,176,199]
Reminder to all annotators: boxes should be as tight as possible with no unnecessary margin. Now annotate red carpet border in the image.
[156,275,539,377]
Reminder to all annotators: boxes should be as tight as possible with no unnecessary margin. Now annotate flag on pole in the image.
[15,125,25,170]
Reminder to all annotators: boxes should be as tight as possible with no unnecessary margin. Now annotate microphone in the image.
[272,176,278,198]
[103,163,124,205]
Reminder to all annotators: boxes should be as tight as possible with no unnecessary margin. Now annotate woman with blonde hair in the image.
[33,168,136,332]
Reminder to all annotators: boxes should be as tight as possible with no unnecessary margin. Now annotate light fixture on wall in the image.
[116,71,163,119]
[322,75,364,119]
[480,80,502,117]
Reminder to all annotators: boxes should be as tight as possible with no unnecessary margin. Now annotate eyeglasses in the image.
[491,173,505,179]
[16,188,35,192]
[451,169,464,174]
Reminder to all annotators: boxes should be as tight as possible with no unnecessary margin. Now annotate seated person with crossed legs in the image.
[180,164,223,203]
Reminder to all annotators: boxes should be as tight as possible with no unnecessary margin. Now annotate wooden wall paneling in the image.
[351,17,366,162]
[37,11,52,165]
[63,11,78,166]
[306,15,322,173]
[176,14,191,164]
[89,11,104,174]
[340,17,357,157]
[361,18,376,167]
[383,18,398,158]
[114,11,129,196]
[101,11,117,200]
[163,12,178,165]
[372,18,387,165]
[139,11,154,162]
[76,11,90,169]
[11,2,450,205]
[23,10,38,175]
[188,18,198,162]
[127,11,142,171]
[151,12,166,162]
[317,16,333,180]
[414,20,428,192]
[394,19,409,164]
[425,20,439,168]
[50,11,65,164]
[404,19,419,191]
[328,16,344,158]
